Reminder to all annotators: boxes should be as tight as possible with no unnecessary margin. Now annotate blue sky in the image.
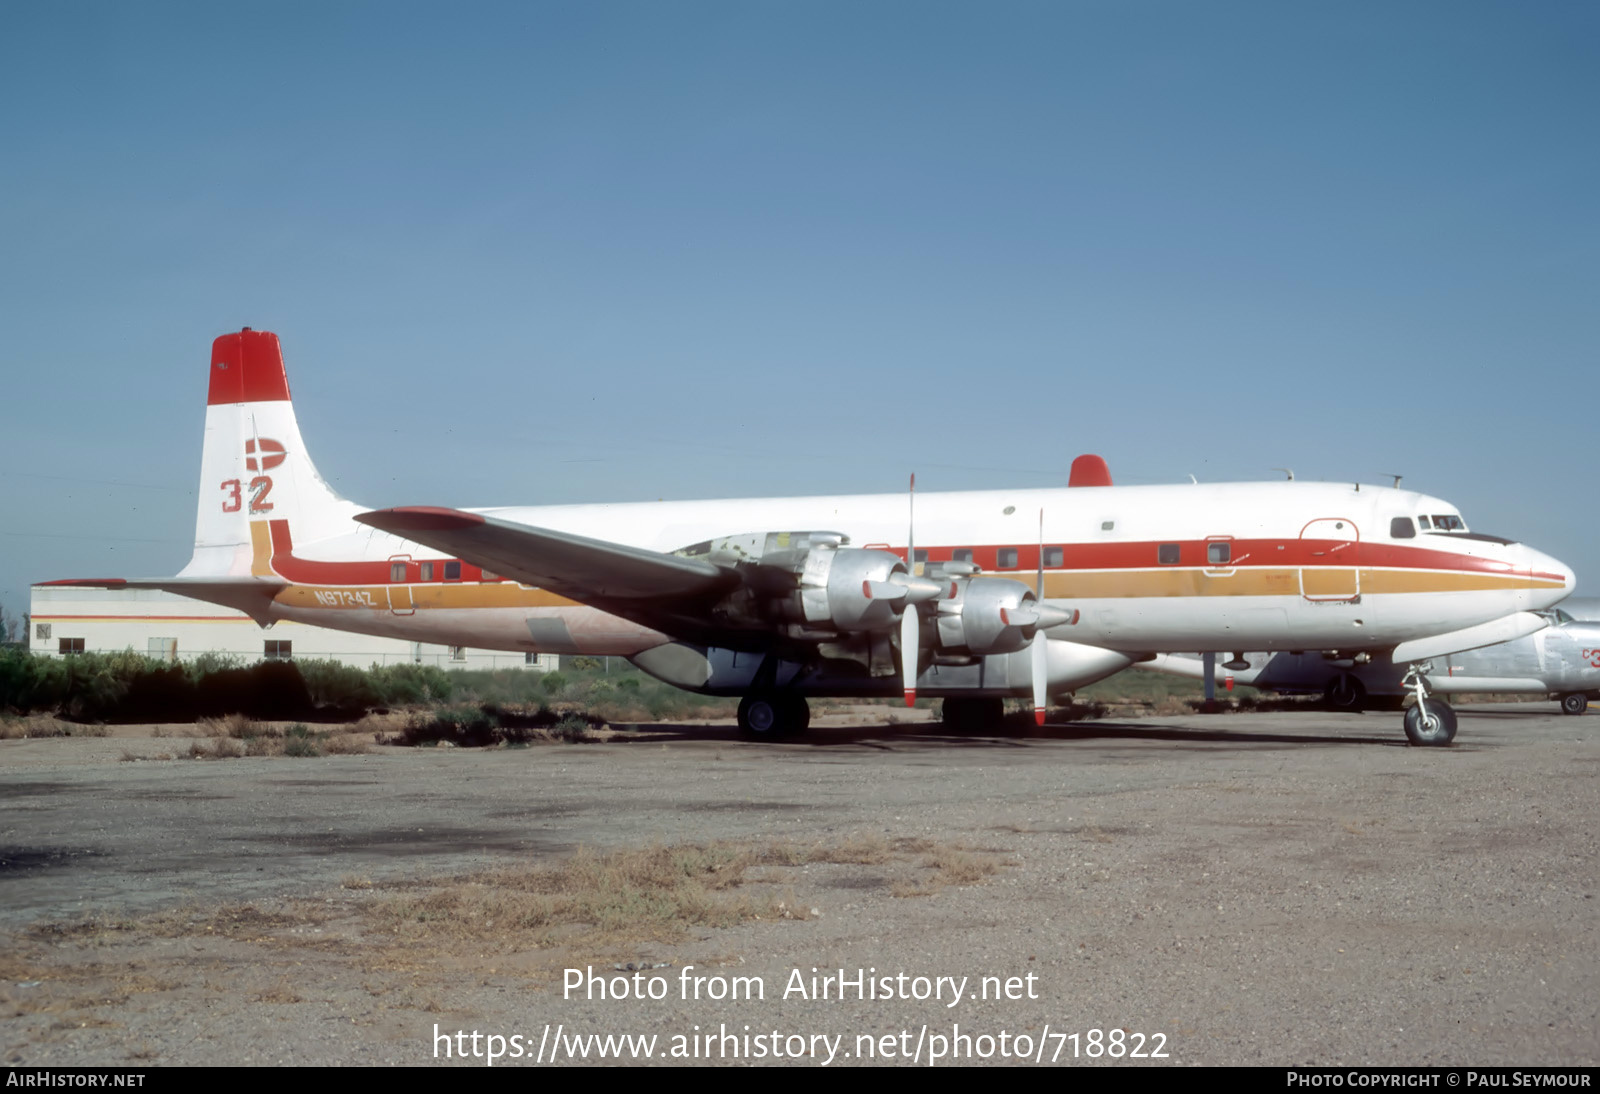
[3,1,1595,625]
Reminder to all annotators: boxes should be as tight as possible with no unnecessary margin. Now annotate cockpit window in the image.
[1427,514,1467,532]
[1390,517,1416,539]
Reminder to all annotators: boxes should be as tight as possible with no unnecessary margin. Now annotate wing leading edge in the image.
[353,507,738,603]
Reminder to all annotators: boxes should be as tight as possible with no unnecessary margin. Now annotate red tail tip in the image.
[1034,707,1047,726]
[1068,454,1113,488]
[904,690,916,708]
[209,329,290,406]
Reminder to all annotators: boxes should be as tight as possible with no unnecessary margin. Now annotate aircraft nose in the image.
[1524,546,1577,606]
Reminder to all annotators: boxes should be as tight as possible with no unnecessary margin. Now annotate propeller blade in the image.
[1031,632,1049,726]
[888,573,945,603]
[999,605,1041,628]
[861,580,909,602]
[1032,508,1049,724]
[903,471,918,707]
[901,605,919,708]
[1035,604,1079,629]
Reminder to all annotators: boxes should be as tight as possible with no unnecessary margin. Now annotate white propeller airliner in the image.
[44,330,1576,745]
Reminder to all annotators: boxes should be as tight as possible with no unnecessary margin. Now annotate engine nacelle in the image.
[799,547,912,632]
[677,531,926,637]
[935,575,1039,656]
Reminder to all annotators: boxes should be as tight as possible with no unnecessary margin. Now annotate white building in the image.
[29,585,557,671]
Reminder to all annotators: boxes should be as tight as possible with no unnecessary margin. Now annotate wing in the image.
[354,507,738,601]
[354,507,1053,670]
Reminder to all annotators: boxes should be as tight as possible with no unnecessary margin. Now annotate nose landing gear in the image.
[1400,662,1456,746]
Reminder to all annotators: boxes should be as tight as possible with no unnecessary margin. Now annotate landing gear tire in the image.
[1403,700,1457,747]
[1323,673,1366,712]
[1559,692,1589,716]
[941,697,1005,733]
[738,693,809,738]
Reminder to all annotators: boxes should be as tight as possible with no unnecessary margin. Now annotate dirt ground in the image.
[1,704,1595,1067]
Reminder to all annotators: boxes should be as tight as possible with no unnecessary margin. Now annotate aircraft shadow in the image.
[608,720,1407,749]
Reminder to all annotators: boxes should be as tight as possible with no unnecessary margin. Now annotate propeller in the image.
[902,474,919,707]
[1031,509,1049,725]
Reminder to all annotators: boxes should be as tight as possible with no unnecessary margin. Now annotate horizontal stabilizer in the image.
[1390,611,1549,664]
[355,507,738,601]
[37,576,287,624]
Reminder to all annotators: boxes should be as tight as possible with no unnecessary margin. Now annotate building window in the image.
[450,646,467,662]
[524,651,539,666]
[264,640,292,660]
[1158,544,1181,565]
[36,623,51,640]
[390,562,407,582]
[58,637,84,655]
[997,548,1019,569]
[444,561,462,581]
[1207,542,1231,565]
[148,637,178,663]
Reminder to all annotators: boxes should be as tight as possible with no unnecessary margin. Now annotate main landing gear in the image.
[940,697,1006,733]
[737,693,810,737]
[1559,692,1589,716]
[1400,662,1456,747]
[1323,672,1366,712]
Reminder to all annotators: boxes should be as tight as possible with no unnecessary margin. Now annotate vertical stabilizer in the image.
[180,329,364,577]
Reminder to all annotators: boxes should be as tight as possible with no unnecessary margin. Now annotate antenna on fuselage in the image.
[1385,473,1403,488]
[1272,468,1295,481]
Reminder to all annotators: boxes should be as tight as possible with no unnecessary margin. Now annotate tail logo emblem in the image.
[245,438,287,472]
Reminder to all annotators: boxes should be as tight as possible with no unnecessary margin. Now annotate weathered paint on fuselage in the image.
[255,479,1572,658]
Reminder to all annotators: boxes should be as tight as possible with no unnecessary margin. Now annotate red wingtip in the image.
[1068,454,1113,488]
[208,329,290,406]
[904,690,916,708]
[1034,707,1047,726]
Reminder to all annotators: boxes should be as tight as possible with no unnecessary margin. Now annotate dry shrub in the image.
[188,738,244,760]
[0,715,100,739]
[322,732,371,755]
[197,713,258,738]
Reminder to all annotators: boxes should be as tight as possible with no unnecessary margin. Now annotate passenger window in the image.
[390,562,406,582]
[1158,544,1180,565]
[1044,546,1063,568]
[420,562,434,582]
[444,561,462,581]
[1390,517,1416,539]
[1207,542,1230,565]
[952,549,973,563]
[997,548,1018,568]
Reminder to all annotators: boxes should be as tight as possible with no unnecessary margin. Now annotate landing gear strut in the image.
[1323,672,1366,712]
[737,693,810,737]
[1400,662,1456,746]
[941,697,1005,733]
